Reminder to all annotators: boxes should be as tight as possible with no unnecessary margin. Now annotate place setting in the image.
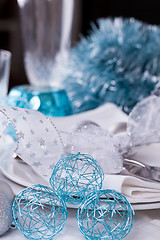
[0,94,160,240]
[1,1,160,239]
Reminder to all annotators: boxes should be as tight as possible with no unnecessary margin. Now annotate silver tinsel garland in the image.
[61,18,160,114]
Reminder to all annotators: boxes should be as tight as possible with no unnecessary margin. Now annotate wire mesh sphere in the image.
[12,184,67,239]
[77,189,134,240]
[50,153,104,205]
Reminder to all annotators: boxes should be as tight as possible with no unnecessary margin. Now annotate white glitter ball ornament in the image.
[0,193,13,236]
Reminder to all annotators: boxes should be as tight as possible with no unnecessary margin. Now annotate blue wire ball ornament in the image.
[12,184,67,239]
[77,189,134,240]
[50,153,104,205]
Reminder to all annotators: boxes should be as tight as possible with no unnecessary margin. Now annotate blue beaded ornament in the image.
[50,153,104,205]
[77,189,134,240]
[12,184,67,239]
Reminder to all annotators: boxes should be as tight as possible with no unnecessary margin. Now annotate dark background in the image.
[82,0,160,35]
[1,0,160,90]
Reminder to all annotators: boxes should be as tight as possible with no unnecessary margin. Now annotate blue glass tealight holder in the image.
[8,85,73,117]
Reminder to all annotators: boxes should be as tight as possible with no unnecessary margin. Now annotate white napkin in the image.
[52,103,128,132]
[103,174,160,209]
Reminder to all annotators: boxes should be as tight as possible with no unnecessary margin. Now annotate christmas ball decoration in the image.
[50,153,104,205]
[12,184,67,239]
[77,189,134,240]
[0,180,14,202]
[0,193,13,236]
[61,18,160,114]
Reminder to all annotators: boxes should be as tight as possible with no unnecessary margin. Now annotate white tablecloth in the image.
[2,206,160,240]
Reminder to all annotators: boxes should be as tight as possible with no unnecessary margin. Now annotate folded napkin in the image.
[52,103,128,132]
[103,174,160,210]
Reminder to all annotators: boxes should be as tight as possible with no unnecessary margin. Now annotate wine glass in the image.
[14,0,74,116]
[17,0,74,87]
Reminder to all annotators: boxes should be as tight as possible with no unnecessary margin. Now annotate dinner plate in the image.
[1,151,160,211]
[0,133,160,211]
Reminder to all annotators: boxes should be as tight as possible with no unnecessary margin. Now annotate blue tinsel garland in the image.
[62,18,160,114]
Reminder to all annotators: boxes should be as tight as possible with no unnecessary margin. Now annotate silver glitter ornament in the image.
[0,193,13,236]
[0,180,14,202]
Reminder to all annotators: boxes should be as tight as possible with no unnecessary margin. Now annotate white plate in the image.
[1,134,160,211]
[0,135,48,187]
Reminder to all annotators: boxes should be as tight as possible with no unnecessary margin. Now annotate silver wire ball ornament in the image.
[0,193,13,236]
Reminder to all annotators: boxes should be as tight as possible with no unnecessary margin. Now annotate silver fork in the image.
[109,122,160,183]
[123,157,160,183]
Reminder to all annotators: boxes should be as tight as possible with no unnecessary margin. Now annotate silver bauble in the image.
[0,193,13,236]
